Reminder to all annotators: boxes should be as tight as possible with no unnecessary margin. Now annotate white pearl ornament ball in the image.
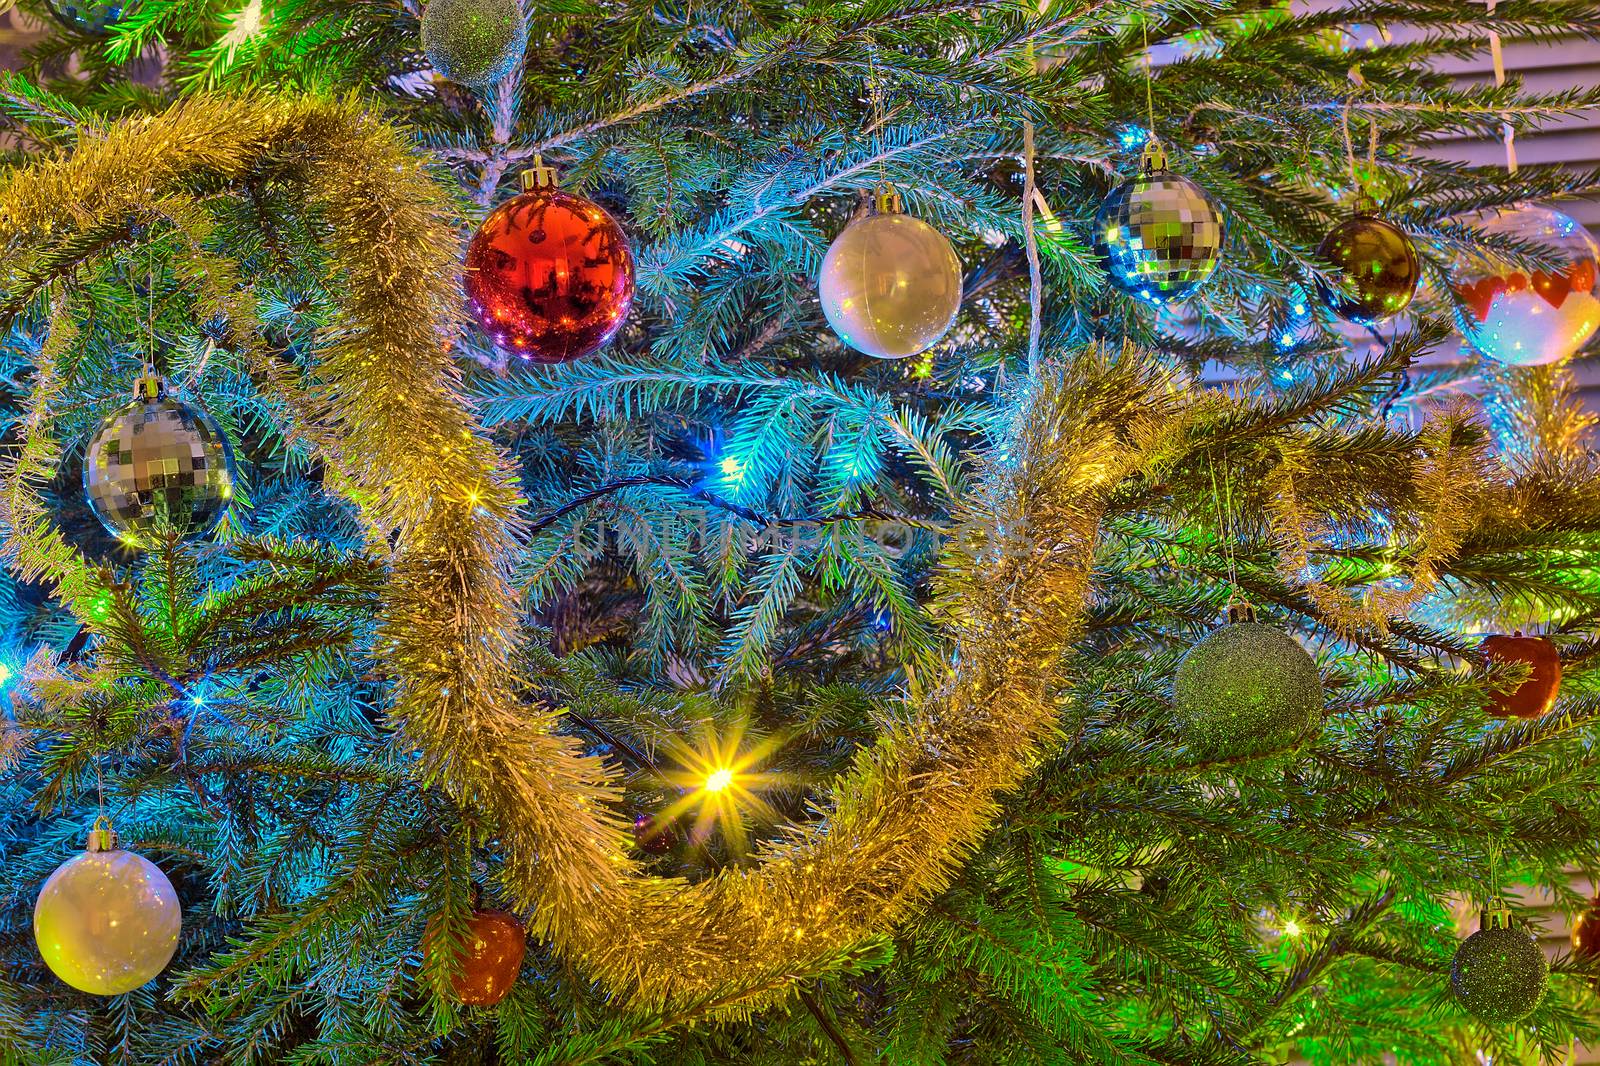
[34,824,181,996]
[819,189,962,360]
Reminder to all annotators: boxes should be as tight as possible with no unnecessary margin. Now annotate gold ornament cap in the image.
[133,373,162,401]
[87,815,118,853]
[1140,138,1168,174]
[1226,601,1257,625]
[1480,906,1515,932]
[872,184,904,215]
[520,153,559,192]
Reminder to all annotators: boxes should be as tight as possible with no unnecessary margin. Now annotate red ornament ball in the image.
[1574,897,1600,962]
[633,812,676,855]
[1481,632,1562,720]
[432,909,526,1006]
[464,178,634,364]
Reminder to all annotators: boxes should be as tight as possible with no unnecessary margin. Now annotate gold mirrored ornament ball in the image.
[33,821,182,996]
[819,188,962,360]
[1093,141,1225,304]
[1316,211,1420,323]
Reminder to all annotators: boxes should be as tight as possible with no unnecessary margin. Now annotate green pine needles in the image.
[3,0,1600,1063]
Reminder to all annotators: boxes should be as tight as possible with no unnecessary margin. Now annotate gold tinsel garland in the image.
[0,92,1179,1015]
[0,93,1184,1017]
[1,90,1578,1024]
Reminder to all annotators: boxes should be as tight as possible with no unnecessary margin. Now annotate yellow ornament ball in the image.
[34,822,181,996]
[819,189,962,359]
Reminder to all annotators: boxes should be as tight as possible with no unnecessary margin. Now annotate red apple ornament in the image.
[1481,632,1561,720]
[433,909,526,1006]
[1573,897,1600,963]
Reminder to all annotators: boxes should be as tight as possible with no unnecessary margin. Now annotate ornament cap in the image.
[1140,138,1168,174]
[86,815,118,853]
[520,154,559,192]
[1480,906,1515,932]
[871,184,904,216]
[1226,601,1258,625]
[132,373,162,401]
[1350,191,1378,216]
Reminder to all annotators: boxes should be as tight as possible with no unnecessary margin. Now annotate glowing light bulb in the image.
[654,719,793,858]
[1283,918,1303,938]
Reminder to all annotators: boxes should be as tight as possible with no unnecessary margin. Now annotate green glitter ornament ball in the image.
[1451,921,1548,1024]
[420,0,527,88]
[1173,622,1323,755]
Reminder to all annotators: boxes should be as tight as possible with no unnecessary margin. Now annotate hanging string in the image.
[866,43,889,191]
[1342,24,1390,200]
[1485,0,1518,174]
[1222,453,1238,593]
[1340,93,1358,190]
[1139,0,1156,142]
[1022,38,1043,375]
[95,754,106,827]
[1207,452,1239,601]
[1342,60,1370,196]
[144,234,156,379]
[1486,834,1502,913]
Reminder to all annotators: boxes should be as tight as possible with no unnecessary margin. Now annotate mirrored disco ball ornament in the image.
[1453,204,1600,366]
[1093,141,1224,304]
[1316,209,1420,324]
[34,819,181,996]
[819,186,963,359]
[84,374,236,548]
[420,0,526,88]
[43,0,136,35]
[465,160,635,364]
[1172,607,1324,756]
[1451,912,1548,1024]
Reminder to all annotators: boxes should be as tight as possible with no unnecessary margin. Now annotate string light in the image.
[654,718,795,858]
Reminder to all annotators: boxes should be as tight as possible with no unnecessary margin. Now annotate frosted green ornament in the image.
[421,0,527,89]
[1172,608,1323,755]
[1451,912,1548,1024]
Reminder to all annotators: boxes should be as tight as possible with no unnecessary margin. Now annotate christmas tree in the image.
[2,0,1600,1062]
